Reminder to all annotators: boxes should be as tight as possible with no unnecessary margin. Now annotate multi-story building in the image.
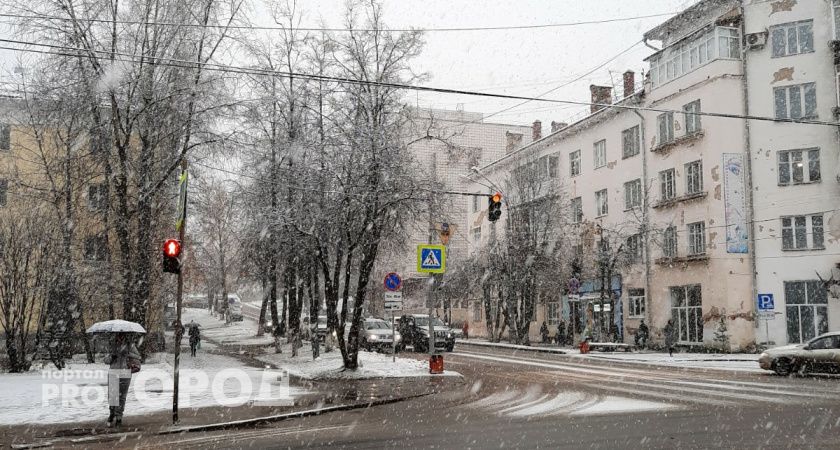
[465,0,840,349]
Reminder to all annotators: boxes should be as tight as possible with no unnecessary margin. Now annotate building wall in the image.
[744,0,840,345]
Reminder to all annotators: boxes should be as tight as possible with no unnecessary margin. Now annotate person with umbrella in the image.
[87,320,144,428]
[188,320,201,357]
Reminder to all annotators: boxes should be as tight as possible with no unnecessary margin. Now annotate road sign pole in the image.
[765,317,770,346]
[392,311,396,363]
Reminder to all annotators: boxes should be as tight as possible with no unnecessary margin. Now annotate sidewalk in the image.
[456,338,762,373]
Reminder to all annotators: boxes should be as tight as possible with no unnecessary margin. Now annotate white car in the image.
[759,332,840,376]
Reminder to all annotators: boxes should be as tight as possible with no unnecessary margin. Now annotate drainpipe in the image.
[738,4,760,346]
[632,105,653,331]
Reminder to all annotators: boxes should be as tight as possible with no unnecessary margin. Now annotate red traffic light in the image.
[491,192,502,203]
[163,239,181,258]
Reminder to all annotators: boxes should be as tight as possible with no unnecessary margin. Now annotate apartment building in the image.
[465,0,840,349]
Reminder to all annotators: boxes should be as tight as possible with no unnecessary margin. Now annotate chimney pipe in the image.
[590,85,612,113]
[532,120,542,141]
[623,70,636,99]
[550,121,568,133]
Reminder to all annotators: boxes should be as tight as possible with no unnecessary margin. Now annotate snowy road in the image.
[72,344,840,449]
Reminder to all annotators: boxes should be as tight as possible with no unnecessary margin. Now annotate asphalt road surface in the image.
[83,346,840,449]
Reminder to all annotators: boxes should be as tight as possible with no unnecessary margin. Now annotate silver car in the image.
[360,318,402,352]
[759,332,840,376]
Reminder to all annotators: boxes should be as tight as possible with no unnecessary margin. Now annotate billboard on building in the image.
[723,153,748,253]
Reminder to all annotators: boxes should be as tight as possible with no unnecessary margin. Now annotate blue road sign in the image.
[384,272,402,292]
[757,294,774,310]
[417,245,446,274]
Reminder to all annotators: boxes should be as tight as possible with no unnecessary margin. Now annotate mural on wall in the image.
[723,153,749,253]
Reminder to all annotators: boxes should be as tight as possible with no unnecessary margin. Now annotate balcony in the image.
[651,130,705,154]
[655,253,710,266]
[652,191,707,209]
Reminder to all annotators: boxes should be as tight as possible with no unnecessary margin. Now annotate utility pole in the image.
[172,161,188,424]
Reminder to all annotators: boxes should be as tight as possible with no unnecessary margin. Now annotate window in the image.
[472,301,482,322]
[84,235,107,261]
[472,195,481,213]
[657,112,674,144]
[834,1,840,40]
[659,169,676,201]
[626,234,642,263]
[685,160,703,194]
[570,150,581,177]
[595,189,608,217]
[683,100,701,134]
[471,226,481,243]
[628,289,645,318]
[771,21,814,58]
[781,214,824,250]
[671,284,703,343]
[718,27,740,59]
[0,124,9,151]
[663,226,677,258]
[570,197,583,223]
[547,301,560,326]
[774,83,817,120]
[548,155,559,178]
[687,221,706,256]
[593,140,607,169]
[622,126,640,159]
[785,280,828,344]
[624,179,642,209]
[88,183,107,211]
[778,148,820,185]
[0,179,6,207]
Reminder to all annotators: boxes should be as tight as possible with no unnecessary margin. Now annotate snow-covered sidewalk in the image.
[182,307,274,346]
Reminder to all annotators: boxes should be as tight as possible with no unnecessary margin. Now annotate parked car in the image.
[398,314,455,352]
[759,332,840,375]
[359,318,401,352]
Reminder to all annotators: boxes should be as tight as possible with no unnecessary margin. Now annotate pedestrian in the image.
[664,319,676,357]
[539,321,549,344]
[188,320,201,357]
[635,319,649,349]
[556,319,566,346]
[462,321,469,340]
[104,333,141,427]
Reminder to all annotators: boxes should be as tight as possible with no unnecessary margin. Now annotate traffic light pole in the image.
[172,162,188,424]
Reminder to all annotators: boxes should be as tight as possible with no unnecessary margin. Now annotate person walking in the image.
[635,319,650,349]
[462,321,469,340]
[664,319,676,357]
[188,320,201,357]
[539,321,550,344]
[104,333,141,427]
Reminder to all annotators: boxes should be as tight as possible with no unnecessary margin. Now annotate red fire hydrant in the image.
[429,355,444,374]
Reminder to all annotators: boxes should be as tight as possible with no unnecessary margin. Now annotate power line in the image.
[1,38,838,128]
[0,11,680,33]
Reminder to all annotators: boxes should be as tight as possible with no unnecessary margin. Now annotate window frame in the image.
[0,123,9,152]
[624,179,642,210]
[628,288,646,318]
[570,196,583,224]
[685,160,704,195]
[626,234,643,263]
[595,189,608,217]
[622,125,640,159]
[687,221,706,256]
[657,112,674,144]
[659,169,676,201]
[471,226,481,244]
[0,179,7,207]
[774,82,818,120]
[781,214,825,250]
[683,100,702,134]
[570,150,581,177]
[770,20,815,58]
[663,226,678,258]
[778,148,820,185]
[593,140,607,169]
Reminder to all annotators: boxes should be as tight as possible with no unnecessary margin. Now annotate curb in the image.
[456,340,568,355]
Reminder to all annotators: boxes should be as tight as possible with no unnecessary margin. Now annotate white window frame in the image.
[657,112,674,145]
[622,125,640,159]
[628,289,646,318]
[626,234,642,263]
[671,284,703,344]
[571,197,583,223]
[781,214,824,250]
[595,189,608,217]
[659,169,676,201]
[547,301,560,326]
[570,150,581,177]
[663,226,678,258]
[770,20,815,58]
[774,83,818,120]
[685,160,703,195]
[548,155,559,178]
[649,27,739,88]
[624,179,642,209]
[778,148,820,185]
[834,0,840,41]
[687,221,706,256]
[593,140,607,169]
[683,100,701,134]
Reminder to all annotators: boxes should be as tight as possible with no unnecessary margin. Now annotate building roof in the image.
[643,0,739,45]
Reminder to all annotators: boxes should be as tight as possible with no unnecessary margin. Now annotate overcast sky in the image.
[286,0,701,127]
[1,0,700,127]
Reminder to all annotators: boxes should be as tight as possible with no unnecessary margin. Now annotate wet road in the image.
[86,346,840,449]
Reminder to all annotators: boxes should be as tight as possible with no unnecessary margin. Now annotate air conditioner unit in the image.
[745,31,768,50]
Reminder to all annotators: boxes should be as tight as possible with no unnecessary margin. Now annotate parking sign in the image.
[757,294,774,310]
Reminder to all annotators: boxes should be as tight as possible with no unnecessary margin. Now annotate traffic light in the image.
[488,192,502,222]
[162,239,182,274]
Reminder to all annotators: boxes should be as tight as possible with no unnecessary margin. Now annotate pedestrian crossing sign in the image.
[417,245,446,274]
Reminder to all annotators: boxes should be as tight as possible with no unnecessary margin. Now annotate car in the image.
[759,332,840,376]
[359,318,402,352]
[397,314,455,352]
[226,294,244,322]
